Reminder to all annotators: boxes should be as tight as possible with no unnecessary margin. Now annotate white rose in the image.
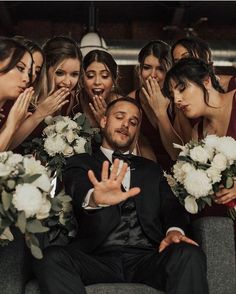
[61,116,77,129]
[23,157,46,175]
[32,173,51,192]
[184,170,212,198]
[206,167,222,184]
[0,163,12,176]
[44,135,67,156]
[211,153,227,171]
[13,184,44,218]
[36,197,51,219]
[73,137,87,154]
[44,115,54,125]
[66,130,76,143]
[63,145,74,157]
[184,196,198,214]
[6,154,23,166]
[0,152,10,163]
[55,121,69,133]
[189,146,210,164]
[43,125,55,137]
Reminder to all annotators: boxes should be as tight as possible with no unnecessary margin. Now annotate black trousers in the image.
[33,242,209,294]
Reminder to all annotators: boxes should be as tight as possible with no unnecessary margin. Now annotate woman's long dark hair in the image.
[163,58,225,106]
[0,36,32,77]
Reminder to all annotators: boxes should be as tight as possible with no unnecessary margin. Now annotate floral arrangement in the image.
[0,151,75,259]
[23,113,100,179]
[165,135,236,219]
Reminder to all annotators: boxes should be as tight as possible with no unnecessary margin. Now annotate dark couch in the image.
[0,217,235,294]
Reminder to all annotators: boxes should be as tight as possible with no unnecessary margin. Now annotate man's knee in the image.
[169,243,207,268]
[33,246,69,271]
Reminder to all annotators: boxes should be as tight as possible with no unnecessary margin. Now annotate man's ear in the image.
[100,116,107,129]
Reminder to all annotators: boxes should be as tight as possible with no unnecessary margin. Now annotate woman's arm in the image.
[0,88,33,151]
[9,88,69,150]
[142,77,190,160]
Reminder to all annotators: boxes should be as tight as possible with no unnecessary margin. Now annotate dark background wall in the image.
[1,1,235,94]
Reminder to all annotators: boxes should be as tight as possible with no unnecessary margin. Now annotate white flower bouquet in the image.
[0,151,75,258]
[23,113,100,179]
[165,135,236,219]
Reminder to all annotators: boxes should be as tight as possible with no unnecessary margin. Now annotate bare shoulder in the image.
[127,90,136,99]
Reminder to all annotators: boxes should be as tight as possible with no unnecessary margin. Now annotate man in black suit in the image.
[33,97,209,294]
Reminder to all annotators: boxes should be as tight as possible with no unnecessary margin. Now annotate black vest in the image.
[100,198,155,249]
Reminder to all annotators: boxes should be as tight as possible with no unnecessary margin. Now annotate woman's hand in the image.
[37,87,70,118]
[214,179,236,205]
[89,95,107,124]
[6,87,34,131]
[142,77,170,117]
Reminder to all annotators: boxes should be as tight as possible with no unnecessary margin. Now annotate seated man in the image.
[33,97,209,294]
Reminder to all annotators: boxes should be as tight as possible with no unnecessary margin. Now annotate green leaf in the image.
[26,219,49,233]
[225,176,234,189]
[16,211,26,233]
[30,243,43,259]
[2,191,12,211]
[201,196,212,206]
[23,174,41,184]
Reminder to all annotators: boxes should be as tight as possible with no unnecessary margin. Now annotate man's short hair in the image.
[105,96,142,116]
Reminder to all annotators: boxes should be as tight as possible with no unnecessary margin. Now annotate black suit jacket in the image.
[63,150,189,253]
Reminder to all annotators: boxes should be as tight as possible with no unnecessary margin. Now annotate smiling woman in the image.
[79,49,120,128]
[0,36,34,151]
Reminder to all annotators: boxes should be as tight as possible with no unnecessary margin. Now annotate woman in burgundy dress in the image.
[10,36,82,150]
[128,40,191,172]
[0,37,34,151]
[163,57,236,221]
[171,36,236,93]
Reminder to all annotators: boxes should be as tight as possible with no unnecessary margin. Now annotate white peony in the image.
[32,173,51,192]
[23,157,46,175]
[44,135,67,156]
[215,136,236,161]
[36,197,51,219]
[211,153,227,171]
[184,196,198,214]
[0,163,12,176]
[189,145,210,164]
[6,154,23,166]
[184,169,212,198]
[13,184,44,218]
[206,167,222,184]
[181,162,195,174]
[204,135,220,149]
[63,145,74,157]
[73,137,87,154]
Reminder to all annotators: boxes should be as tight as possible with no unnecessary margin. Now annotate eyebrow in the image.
[114,111,140,122]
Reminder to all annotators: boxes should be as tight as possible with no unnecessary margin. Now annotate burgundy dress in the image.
[194,92,236,232]
[135,90,175,172]
[227,76,236,92]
